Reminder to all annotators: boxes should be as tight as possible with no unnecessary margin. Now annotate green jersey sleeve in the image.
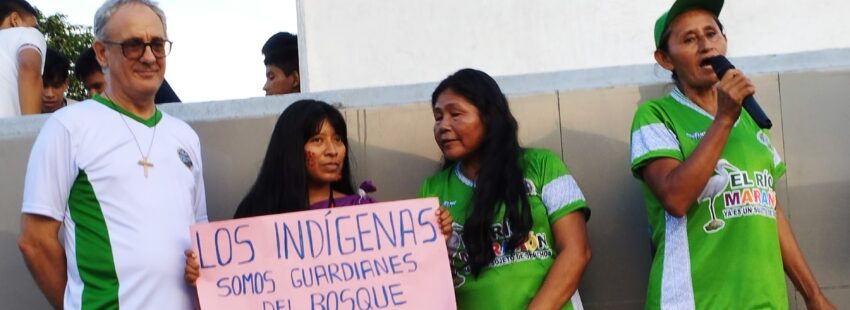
[757,128,787,182]
[630,100,685,177]
[525,149,589,224]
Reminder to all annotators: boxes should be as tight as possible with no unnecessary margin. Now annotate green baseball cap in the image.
[654,0,724,48]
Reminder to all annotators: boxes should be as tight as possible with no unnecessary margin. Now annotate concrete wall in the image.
[1,65,849,308]
[296,0,850,92]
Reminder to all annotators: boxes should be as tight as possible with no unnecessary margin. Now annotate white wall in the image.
[297,0,850,92]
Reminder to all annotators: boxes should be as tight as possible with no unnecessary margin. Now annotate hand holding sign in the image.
[185,250,200,287]
[190,198,456,310]
[435,208,453,241]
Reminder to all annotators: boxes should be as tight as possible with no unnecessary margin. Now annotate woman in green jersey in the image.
[629,0,834,309]
[418,68,590,310]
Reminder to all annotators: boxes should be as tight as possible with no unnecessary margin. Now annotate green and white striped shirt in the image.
[23,95,207,309]
[630,88,787,310]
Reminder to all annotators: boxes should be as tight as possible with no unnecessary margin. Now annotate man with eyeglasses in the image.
[18,1,207,309]
[75,45,182,103]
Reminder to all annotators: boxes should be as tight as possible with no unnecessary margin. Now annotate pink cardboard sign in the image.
[190,198,456,310]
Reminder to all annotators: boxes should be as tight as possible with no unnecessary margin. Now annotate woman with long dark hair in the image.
[418,68,591,309]
[184,99,454,285]
[185,100,452,284]
[233,99,369,216]
[630,0,833,309]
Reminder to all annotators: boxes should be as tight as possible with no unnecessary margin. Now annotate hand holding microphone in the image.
[707,56,773,129]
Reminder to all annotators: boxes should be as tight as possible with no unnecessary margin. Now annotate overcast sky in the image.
[34,0,298,103]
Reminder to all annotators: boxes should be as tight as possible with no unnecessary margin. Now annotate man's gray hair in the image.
[94,0,167,40]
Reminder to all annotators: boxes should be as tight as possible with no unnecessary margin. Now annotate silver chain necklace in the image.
[109,95,157,178]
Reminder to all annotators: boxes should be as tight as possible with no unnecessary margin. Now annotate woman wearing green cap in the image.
[628,0,835,309]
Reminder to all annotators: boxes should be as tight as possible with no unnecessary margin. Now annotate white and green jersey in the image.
[418,149,588,310]
[22,95,207,309]
[630,88,787,310]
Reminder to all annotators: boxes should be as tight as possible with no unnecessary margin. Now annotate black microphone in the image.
[707,55,772,129]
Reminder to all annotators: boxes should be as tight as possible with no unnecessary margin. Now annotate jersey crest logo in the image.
[756,131,771,147]
[756,131,783,166]
[178,148,193,169]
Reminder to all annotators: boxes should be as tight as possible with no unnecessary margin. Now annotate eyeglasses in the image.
[101,39,172,59]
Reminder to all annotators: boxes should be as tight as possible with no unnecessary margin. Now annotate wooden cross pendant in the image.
[138,157,154,178]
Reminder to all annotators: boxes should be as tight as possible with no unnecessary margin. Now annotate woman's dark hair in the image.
[432,68,531,276]
[234,99,354,218]
[657,14,725,82]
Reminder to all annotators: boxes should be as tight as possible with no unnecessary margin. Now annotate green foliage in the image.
[34,7,95,101]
